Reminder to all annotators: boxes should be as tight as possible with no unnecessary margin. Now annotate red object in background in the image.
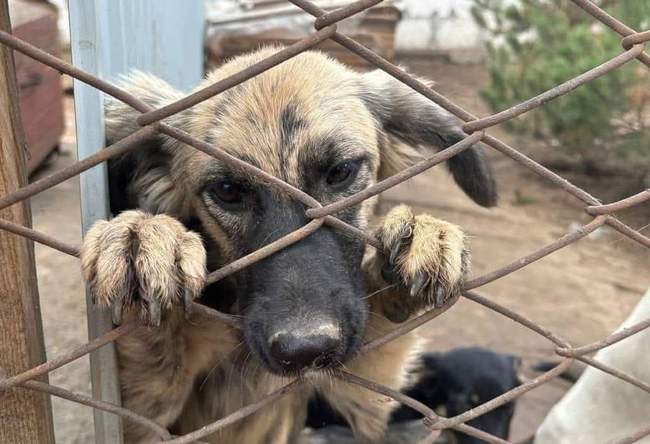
[10,0,64,174]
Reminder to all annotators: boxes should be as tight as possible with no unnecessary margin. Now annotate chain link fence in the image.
[0,0,649,443]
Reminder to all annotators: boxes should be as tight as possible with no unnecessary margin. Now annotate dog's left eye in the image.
[207,180,247,208]
[326,161,359,187]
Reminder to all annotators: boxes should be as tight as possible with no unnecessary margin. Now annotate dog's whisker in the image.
[363,283,398,300]
[199,340,245,392]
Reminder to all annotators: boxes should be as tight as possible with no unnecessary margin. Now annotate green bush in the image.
[471,0,650,175]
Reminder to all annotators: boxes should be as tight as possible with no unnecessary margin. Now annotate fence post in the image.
[66,1,204,442]
[67,1,124,442]
[0,1,55,443]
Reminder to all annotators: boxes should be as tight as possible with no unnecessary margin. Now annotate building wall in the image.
[395,0,486,61]
[51,0,489,62]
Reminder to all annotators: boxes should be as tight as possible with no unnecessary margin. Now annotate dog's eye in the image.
[326,161,359,187]
[208,181,246,207]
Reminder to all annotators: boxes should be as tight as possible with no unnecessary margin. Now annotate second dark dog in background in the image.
[306,347,523,443]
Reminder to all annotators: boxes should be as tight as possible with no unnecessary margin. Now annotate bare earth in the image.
[31,59,649,443]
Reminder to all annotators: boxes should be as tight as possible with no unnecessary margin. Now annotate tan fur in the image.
[81,210,206,324]
[79,48,485,443]
[315,308,423,442]
[379,205,467,290]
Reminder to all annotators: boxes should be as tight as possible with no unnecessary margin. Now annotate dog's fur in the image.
[307,347,522,443]
[393,348,521,443]
[79,48,497,443]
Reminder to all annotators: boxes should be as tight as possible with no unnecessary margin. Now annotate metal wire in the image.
[0,0,648,443]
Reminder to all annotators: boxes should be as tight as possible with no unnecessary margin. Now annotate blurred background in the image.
[7,0,649,442]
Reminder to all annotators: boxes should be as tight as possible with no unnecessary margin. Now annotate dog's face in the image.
[395,349,521,443]
[107,49,496,376]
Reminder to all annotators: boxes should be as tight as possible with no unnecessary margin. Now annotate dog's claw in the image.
[389,239,402,265]
[375,206,468,318]
[148,299,162,327]
[381,261,401,284]
[434,285,446,308]
[183,288,194,319]
[112,295,123,325]
[410,272,429,298]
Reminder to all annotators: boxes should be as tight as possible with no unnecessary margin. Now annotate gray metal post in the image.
[66,1,204,442]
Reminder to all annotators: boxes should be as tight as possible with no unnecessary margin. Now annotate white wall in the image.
[395,0,485,59]
[51,0,488,62]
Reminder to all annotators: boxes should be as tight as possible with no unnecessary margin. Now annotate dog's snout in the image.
[268,325,341,372]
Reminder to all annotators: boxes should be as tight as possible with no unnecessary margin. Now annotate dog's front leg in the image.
[365,204,469,323]
[314,205,470,442]
[80,210,238,442]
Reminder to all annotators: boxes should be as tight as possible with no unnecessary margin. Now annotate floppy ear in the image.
[103,72,191,218]
[420,352,443,375]
[509,355,529,386]
[360,70,498,207]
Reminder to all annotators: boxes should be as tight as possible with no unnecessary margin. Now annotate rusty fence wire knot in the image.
[0,0,649,443]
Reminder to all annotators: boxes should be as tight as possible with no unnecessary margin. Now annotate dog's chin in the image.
[264,361,339,378]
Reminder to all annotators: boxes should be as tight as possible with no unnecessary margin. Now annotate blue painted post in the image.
[67,2,204,442]
[95,0,204,91]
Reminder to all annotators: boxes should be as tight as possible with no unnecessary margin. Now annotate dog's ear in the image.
[104,72,191,218]
[421,352,442,372]
[104,71,186,146]
[509,355,529,386]
[360,70,497,207]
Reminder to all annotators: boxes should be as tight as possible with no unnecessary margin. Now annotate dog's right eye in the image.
[326,160,360,188]
[207,180,247,208]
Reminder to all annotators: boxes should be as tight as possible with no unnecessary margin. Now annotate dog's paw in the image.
[375,205,468,321]
[80,210,206,326]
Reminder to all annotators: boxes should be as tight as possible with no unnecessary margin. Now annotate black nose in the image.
[269,332,340,372]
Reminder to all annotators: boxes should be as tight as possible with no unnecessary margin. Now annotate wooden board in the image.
[9,0,64,174]
[0,1,55,442]
[207,4,401,70]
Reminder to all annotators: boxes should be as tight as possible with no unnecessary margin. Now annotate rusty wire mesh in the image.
[0,0,649,443]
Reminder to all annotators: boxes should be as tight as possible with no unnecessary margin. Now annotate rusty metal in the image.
[18,380,173,441]
[556,316,650,358]
[313,0,383,29]
[135,25,339,126]
[206,218,325,284]
[333,370,510,444]
[426,359,574,432]
[0,321,138,392]
[0,217,80,257]
[0,0,648,443]
[464,216,607,290]
[0,125,158,212]
[586,189,650,215]
[162,379,305,444]
[462,44,646,134]
[605,216,650,248]
[574,356,650,395]
[570,0,650,67]
[305,131,485,219]
[613,425,650,444]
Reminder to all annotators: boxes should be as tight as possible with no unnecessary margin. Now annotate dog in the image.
[79,48,497,443]
[534,288,650,444]
[306,347,522,443]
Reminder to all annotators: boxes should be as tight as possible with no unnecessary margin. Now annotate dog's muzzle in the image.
[267,319,342,372]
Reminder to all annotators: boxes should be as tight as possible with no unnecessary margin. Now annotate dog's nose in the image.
[268,327,341,372]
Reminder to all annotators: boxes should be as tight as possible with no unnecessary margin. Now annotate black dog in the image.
[306,347,522,443]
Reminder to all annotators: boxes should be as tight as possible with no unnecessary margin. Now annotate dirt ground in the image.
[30,58,649,443]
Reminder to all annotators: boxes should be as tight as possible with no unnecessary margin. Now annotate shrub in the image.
[471,0,650,177]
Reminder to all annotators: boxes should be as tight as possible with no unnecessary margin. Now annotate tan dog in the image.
[79,48,496,443]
